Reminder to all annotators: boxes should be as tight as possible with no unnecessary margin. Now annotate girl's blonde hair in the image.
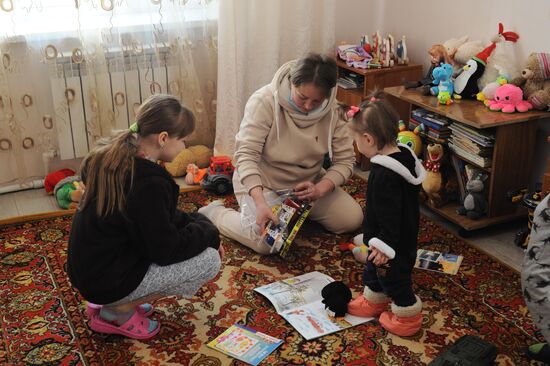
[349,91,399,150]
[80,94,195,217]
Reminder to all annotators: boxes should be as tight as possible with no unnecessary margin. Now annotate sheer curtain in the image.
[0,0,218,189]
[214,0,335,156]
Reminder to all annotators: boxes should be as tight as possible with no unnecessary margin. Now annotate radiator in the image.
[49,50,179,160]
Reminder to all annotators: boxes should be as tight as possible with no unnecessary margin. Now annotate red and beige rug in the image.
[0,176,544,365]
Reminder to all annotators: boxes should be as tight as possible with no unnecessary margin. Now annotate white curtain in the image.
[214,0,335,156]
[0,0,218,188]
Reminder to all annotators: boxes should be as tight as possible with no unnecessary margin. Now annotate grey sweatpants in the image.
[109,248,221,306]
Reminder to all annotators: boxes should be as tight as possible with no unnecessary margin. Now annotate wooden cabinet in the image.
[336,60,422,170]
[385,86,550,234]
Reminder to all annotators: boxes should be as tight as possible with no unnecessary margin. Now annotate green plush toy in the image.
[54,176,85,209]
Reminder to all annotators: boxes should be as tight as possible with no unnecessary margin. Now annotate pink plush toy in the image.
[487,84,533,113]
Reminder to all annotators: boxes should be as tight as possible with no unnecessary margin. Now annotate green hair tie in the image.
[129,122,139,133]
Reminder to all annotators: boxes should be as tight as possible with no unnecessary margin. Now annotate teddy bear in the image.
[457,177,487,219]
[512,52,550,110]
[164,144,213,177]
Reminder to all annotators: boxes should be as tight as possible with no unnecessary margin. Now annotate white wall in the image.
[336,0,550,188]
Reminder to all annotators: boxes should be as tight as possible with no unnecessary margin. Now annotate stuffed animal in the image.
[444,37,483,76]
[457,177,487,219]
[54,175,85,209]
[44,168,75,194]
[512,52,550,110]
[339,233,369,263]
[430,63,454,105]
[397,120,423,156]
[454,23,519,100]
[164,144,213,177]
[487,84,533,113]
[477,74,508,104]
[321,281,352,318]
[421,143,457,207]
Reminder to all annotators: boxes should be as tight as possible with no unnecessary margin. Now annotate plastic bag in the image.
[241,189,312,256]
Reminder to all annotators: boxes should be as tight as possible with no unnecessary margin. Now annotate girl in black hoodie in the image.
[68,94,222,339]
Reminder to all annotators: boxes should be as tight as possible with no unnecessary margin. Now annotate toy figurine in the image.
[396,36,409,65]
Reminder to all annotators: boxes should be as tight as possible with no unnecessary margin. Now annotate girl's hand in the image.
[368,247,389,266]
[255,201,278,231]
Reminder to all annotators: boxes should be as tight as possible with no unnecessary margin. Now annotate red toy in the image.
[200,156,235,195]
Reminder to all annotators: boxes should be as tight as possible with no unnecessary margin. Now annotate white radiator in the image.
[49,50,179,160]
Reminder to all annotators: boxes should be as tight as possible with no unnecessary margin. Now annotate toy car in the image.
[201,156,235,195]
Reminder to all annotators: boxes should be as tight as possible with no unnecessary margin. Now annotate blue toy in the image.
[430,63,454,105]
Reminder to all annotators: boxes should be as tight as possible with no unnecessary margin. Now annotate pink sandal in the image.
[89,311,160,340]
[86,302,154,318]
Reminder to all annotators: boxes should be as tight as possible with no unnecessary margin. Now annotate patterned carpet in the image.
[0,176,544,365]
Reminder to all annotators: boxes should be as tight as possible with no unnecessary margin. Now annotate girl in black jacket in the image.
[345,93,426,337]
[68,94,222,339]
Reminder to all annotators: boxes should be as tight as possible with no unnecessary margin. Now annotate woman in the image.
[200,53,363,254]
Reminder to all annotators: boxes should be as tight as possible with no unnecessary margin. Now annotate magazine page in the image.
[280,300,372,340]
[207,324,283,366]
[415,249,464,275]
[254,271,333,314]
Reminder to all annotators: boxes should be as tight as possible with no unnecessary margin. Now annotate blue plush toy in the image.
[430,63,454,105]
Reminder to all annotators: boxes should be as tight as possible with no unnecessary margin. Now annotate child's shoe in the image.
[347,287,389,317]
[379,296,422,337]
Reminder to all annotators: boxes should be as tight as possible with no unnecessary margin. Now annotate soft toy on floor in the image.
[339,233,369,263]
[164,144,212,177]
[321,281,352,318]
[54,176,85,209]
[487,84,533,113]
[512,52,550,110]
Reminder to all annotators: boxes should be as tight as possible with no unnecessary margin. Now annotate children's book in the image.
[207,324,283,366]
[254,271,372,340]
[415,249,464,275]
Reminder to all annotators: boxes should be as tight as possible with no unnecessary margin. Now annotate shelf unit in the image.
[336,60,422,169]
[385,85,550,234]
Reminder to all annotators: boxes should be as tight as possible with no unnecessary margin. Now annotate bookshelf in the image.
[385,86,550,235]
[336,60,422,169]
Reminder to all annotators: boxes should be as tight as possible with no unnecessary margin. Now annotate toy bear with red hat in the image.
[454,23,519,99]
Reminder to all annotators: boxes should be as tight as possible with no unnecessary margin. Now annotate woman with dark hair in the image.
[200,53,363,254]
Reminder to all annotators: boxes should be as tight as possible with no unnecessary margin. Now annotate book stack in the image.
[448,122,495,168]
[337,69,364,90]
[409,108,451,144]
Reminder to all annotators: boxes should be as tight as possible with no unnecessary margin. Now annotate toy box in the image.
[262,195,311,257]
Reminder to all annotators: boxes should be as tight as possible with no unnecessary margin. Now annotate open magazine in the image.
[415,249,464,275]
[207,324,283,366]
[254,271,372,340]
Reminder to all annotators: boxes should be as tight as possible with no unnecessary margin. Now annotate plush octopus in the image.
[487,83,533,113]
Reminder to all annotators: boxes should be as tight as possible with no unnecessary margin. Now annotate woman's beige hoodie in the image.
[234,60,355,193]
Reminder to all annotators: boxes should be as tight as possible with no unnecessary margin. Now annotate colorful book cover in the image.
[207,324,283,366]
[415,249,464,275]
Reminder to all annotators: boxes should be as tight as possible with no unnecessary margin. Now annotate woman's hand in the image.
[294,178,335,202]
[255,201,278,231]
[368,247,389,266]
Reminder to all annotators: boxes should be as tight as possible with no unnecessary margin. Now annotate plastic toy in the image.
[396,36,408,65]
[487,83,533,113]
[200,156,235,195]
[262,195,311,257]
[321,281,352,318]
[430,63,454,105]
[397,120,423,156]
[457,175,487,219]
[429,335,497,365]
[507,188,542,249]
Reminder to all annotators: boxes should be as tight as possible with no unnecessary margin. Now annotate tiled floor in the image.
[0,172,526,272]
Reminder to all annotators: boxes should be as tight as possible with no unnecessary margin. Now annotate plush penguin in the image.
[454,23,519,99]
[321,281,352,317]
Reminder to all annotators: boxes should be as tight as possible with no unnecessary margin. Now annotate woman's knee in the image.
[326,202,363,234]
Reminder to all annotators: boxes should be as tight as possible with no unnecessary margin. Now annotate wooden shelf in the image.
[385,86,550,129]
[385,86,550,233]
